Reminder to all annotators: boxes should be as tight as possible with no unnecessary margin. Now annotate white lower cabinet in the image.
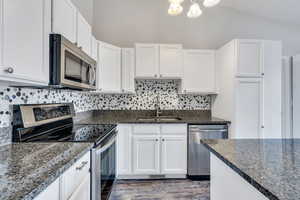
[211,153,268,200]
[34,179,60,200]
[133,135,160,174]
[33,151,91,200]
[161,135,187,174]
[117,124,187,178]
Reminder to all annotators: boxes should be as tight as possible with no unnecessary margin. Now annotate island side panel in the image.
[210,153,268,200]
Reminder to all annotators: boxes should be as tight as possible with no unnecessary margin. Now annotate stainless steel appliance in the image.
[188,124,228,179]
[91,130,116,200]
[49,34,97,90]
[12,103,117,200]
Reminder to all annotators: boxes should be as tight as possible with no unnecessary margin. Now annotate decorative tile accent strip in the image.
[0,80,211,128]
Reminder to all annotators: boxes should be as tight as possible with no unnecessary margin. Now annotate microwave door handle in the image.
[89,66,96,85]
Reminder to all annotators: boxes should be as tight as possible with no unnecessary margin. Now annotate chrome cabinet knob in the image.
[154,74,157,78]
[4,67,14,74]
[156,138,159,142]
[162,138,165,142]
[160,74,163,78]
[261,125,265,129]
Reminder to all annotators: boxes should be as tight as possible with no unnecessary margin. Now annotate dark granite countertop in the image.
[201,139,300,200]
[75,110,230,125]
[0,142,93,200]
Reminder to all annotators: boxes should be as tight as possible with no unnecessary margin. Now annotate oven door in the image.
[60,45,96,90]
[92,130,117,200]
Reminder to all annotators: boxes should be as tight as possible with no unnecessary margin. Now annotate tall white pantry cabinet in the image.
[212,39,282,139]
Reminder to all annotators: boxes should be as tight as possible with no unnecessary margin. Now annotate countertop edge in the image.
[22,144,93,200]
[201,140,279,200]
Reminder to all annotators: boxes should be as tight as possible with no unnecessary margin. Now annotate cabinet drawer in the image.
[160,124,187,135]
[61,151,90,200]
[132,124,160,135]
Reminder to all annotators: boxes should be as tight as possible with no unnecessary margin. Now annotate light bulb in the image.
[187,3,202,18]
[168,3,183,16]
[203,0,221,7]
[169,0,184,4]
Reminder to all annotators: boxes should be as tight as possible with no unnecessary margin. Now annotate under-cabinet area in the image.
[117,124,187,178]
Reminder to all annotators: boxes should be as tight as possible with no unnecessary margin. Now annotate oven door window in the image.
[101,141,116,200]
[64,50,91,85]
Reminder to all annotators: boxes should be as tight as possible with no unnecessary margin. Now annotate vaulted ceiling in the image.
[219,0,300,26]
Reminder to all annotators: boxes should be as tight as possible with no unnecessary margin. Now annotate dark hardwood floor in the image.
[109,179,210,200]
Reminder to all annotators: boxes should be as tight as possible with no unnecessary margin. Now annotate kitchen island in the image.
[201,139,300,200]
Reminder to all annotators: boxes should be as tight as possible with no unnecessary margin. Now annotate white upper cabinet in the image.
[0,0,51,86]
[91,36,98,61]
[52,0,77,43]
[135,44,159,78]
[77,12,92,55]
[98,42,122,93]
[121,48,135,93]
[182,50,216,94]
[135,43,184,79]
[236,40,263,77]
[159,44,183,78]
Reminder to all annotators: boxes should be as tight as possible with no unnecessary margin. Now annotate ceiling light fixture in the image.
[168,3,183,16]
[167,0,221,18]
[187,2,202,18]
[203,0,221,7]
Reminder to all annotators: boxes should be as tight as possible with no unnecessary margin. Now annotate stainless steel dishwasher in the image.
[188,124,228,180]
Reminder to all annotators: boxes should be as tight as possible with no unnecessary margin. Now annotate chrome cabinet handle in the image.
[76,161,88,171]
[154,74,158,78]
[4,67,14,74]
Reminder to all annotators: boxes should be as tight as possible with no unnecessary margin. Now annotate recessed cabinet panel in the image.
[117,125,132,175]
[237,40,263,77]
[122,48,135,93]
[161,136,187,174]
[135,44,159,78]
[77,13,92,55]
[98,42,122,93]
[159,44,183,78]
[52,0,77,43]
[183,50,216,93]
[0,0,51,85]
[235,78,263,138]
[133,135,160,174]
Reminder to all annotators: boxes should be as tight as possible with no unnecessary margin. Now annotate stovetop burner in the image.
[12,103,117,145]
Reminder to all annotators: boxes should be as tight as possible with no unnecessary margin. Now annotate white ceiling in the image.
[219,0,300,26]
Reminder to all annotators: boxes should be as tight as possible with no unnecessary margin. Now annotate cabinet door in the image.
[0,0,51,85]
[133,135,160,174]
[117,125,132,175]
[34,179,60,200]
[236,40,263,77]
[52,0,77,43]
[183,50,216,93]
[91,36,98,61]
[69,174,90,200]
[159,44,183,78]
[234,78,263,139]
[98,42,121,93]
[161,135,187,174]
[77,13,92,55]
[121,48,135,93]
[135,44,159,78]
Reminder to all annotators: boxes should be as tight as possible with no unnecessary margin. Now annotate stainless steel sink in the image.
[136,116,182,122]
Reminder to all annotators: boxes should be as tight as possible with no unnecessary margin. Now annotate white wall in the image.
[71,0,94,25]
[93,0,300,56]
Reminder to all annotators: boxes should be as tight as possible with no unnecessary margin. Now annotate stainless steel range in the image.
[12,103,116,200]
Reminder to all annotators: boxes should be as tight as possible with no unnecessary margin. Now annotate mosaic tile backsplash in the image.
[0,80,211,128]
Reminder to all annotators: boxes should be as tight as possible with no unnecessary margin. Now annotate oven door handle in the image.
[98,135,116,153]
[89,65,96,85]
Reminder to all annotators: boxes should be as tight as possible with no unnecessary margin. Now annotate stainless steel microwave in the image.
[49,34,97,90]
